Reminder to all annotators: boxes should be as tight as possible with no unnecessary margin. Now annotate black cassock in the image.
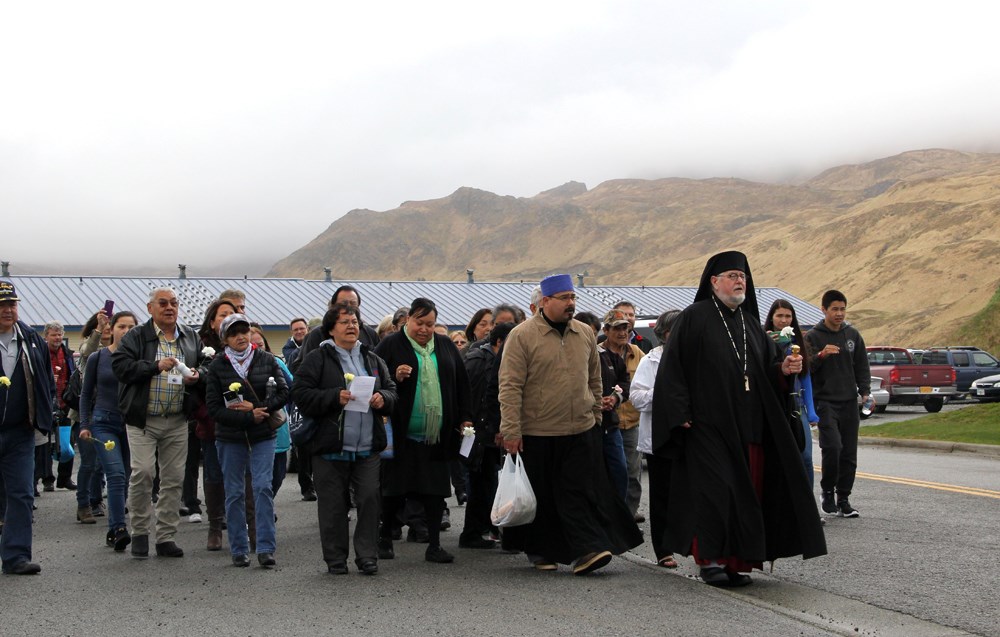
[650,298,826,566]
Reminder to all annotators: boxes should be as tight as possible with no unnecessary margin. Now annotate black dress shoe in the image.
[727,571,753,587]
[327,562,348,575]
[406,527,430,543]
[459,536,497,549]
[57,479,77,491]
[233,554,251,567]
[357,558,378,575]
[377,538,395,559]
[257,553,276,567]
[131,534,149,559]
[43,483,55,493]
[700,566,730,586]
[455,491,468,506]
[112,528,132,553]
[155,541,184,558]
[301,490,317,502]
[5,561,41,575]
[425,545,454,563]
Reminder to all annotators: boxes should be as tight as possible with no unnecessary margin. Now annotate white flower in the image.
[202,346,216,357]
[462,426,475,437]
[780,326,795,338]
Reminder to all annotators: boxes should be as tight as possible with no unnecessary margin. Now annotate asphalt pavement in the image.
[6,435,997,637]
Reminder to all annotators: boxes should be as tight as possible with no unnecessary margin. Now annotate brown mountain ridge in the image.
[268,149,1000,349]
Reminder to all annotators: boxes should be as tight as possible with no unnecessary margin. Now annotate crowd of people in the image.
[0,253,873,584]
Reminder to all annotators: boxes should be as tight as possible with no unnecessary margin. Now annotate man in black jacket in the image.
[0,281,55,575]
[459,322,515,549]
[112,287,206,559]
[289,286,379,375]
[805,289,871,519]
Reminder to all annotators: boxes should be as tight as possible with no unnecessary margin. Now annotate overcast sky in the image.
[3,1,999,272]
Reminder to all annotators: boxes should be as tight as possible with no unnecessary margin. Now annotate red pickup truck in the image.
[866,347,958,412]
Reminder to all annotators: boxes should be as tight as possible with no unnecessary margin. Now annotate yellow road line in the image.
[814,467,1000,499]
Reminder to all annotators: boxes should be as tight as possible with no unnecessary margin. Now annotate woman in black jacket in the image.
[205,314,289,568]
[373,297,473,565]
[291,303,397,575]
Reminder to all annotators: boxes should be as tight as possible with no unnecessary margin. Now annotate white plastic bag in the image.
[491,453,537,527]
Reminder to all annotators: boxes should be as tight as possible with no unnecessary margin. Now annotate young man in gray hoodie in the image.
[805,290,871,518]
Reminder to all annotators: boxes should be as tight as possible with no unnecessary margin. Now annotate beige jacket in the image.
[614,343,645,430]
[499,313,602,439]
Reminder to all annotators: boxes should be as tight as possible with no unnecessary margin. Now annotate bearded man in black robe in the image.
[651,251,826,587]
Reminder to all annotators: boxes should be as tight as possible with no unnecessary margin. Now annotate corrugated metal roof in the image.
[3,275,823,330]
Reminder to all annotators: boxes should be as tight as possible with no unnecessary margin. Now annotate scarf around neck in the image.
[404,326,443,444]
[225,343,256,379]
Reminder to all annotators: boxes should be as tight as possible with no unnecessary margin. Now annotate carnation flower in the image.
[202,346,216,357]
[462,426,475,437]
[780,326,795,338]
[229,382,242,392]
[344,373,355,384]
[104,440,116,451]
[0,376,10,388]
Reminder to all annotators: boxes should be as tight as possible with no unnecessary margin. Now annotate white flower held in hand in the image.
[462,426,475,437]
[202,346,216,358]
[780,326,795,338]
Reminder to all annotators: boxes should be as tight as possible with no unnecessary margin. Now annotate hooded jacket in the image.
[805,321,870,403]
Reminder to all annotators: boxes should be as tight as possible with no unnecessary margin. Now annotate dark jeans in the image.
[92,413,130,530]
[461,447,500,541]
[75,431,105,508]
[201,439,223,484]
[381,494,444,548]
[182,428,202,514]
[601,428,628,503]
[314,454,380,565]
[1,427,36,571]
[295,446,314,494]
[34,441,54,486]
[272,451,288,496]
[817,399,859,498]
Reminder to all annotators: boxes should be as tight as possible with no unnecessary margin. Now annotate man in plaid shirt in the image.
[112,287,207,559]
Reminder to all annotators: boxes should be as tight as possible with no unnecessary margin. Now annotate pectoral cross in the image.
[744,375,750,392]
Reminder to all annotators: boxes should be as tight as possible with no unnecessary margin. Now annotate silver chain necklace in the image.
[713,296,749,392]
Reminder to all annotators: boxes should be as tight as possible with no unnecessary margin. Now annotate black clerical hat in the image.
[694,251,759,323]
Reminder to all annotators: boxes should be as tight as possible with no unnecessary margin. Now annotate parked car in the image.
[633,315,661,347]
[859,376,890,419]
[866,346,958,412]
[970,373,1000,402]
[921,347,1000,395]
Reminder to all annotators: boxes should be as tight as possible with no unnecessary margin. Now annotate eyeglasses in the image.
[716,273,746,281]
[336,320,360,327]
[551,293,577,301]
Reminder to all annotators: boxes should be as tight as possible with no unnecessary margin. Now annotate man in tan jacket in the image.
[498,274,642,576]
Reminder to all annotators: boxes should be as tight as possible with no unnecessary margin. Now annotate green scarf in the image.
[404,327,443,444]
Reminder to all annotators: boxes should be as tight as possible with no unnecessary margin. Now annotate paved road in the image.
[5,442,997,637]
[860,398,975,426]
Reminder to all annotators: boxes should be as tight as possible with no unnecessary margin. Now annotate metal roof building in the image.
[3,274,824,329]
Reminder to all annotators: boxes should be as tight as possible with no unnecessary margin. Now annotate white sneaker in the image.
[188,513,203,523]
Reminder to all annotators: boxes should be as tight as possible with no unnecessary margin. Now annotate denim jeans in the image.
[601,427,628,503]
[272,451,287,496]
[216,438,277,556]
[91,410,130,531]
[201,439,223,484]
[800,417,814,489]
[1,426,36,571]
[76,429,106,508]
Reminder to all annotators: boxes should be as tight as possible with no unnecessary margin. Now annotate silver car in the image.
[859,376,890,419]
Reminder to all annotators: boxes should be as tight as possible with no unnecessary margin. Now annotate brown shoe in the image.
[573,550,612,575]
[207,528,223,551]
[77,506,97,524]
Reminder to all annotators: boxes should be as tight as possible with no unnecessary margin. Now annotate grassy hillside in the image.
[953,285,1000,356]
